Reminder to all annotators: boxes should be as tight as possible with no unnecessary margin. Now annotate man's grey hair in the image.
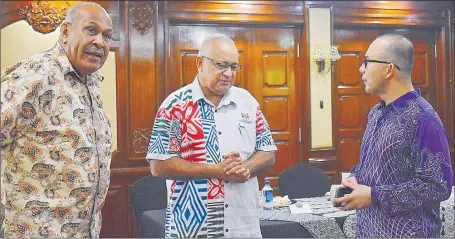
[198,33,237,56]
[63,2,106,24]
[375,34,414,77]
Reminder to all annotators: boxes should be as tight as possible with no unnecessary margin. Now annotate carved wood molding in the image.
[129,4,153,35]
[132,127,153,154]
[19,1,70,34]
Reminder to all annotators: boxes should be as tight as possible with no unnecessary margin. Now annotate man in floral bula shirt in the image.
[0,2,113,238]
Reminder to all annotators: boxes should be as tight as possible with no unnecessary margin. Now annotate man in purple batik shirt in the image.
[332,34,453,237]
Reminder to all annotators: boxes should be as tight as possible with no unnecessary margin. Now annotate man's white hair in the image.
[63,2,106,24]
[198,33,237,56]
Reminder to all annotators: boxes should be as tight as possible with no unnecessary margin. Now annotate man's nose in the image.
[359,64,365,73]
[93,34,105,48]
[222,67,234,77]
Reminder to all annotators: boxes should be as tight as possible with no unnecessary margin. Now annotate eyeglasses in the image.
[364,59,401,71]
[202,56,242,72]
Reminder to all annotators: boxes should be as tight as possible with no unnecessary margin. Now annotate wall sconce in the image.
[313,46,342,74]
[330,46,341,62]
[314,48,326,73]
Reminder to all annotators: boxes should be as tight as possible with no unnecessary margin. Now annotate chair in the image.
[278,163,330,199]
[130,174,167,220]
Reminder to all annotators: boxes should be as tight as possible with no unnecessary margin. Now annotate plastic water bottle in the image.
[262,180,274,211]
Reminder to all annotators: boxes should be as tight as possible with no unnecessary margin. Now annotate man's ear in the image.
[196,56,203,72]
[385,64,395,80]
[60,22,71,44]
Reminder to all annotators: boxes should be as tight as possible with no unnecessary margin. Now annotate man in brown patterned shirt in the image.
[1,2,113,238]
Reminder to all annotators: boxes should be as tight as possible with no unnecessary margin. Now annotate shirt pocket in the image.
[238,121,256,154]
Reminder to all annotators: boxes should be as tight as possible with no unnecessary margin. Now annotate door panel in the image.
[253,28,298,192]
[334,28,437,172]
[167,26,299,192]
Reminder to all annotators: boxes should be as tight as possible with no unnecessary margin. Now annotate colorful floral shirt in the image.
[0,43,113,238]
[351,89,453,237]
[146,77,277,238]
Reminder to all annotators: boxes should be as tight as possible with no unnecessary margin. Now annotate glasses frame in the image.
[364,59,401,71]
[202,56,242,72]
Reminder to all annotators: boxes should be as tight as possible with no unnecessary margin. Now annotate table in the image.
[137,209,314,238]
[137,190,455,238]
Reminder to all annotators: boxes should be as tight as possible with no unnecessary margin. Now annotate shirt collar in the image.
[191,76,238,107]
[380,88,420,113]
[52,42,104,83]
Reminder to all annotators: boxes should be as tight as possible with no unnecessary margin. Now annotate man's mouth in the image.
[85,51,103,58]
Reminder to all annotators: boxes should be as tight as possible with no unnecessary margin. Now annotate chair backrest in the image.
[278,164,330,199]
[130,174,167,219]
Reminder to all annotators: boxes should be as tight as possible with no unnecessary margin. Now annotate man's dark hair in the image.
[376,34,414,77]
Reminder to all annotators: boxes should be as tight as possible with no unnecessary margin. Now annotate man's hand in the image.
[343,176,358,186]
[220,152,250,183]
[332,177,372,210]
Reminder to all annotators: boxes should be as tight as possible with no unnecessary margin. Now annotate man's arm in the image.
[149,156,245,181]
[1,71,41,147]
[336,118,453,212]
[244,150,275,178]
[370,119,453,216]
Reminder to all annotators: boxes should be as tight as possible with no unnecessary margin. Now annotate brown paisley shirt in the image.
[0,43,112,238]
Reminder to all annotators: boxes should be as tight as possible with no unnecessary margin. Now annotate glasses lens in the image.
[216,62,230,70]
[231,64,241,72]
[364,59,368,67]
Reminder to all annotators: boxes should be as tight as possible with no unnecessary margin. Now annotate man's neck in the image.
[380,79,414,105]
[204,93,222,107]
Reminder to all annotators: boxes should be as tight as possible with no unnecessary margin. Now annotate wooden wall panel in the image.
[338,54,361,85]
[127,2,158,160]
[411,52,428,86]
[339,96,360,129]
[100,186,128,237]
[264,97,288,131]
[254,28,299,192]
[263,52,287,86]
[339,138,361,171]
[181,52,198,86]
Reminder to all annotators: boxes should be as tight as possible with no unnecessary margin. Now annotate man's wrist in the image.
[370,186,380,204]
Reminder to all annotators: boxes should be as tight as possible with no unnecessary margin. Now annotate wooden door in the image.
[167,25,299,192]
[334,28,437,172]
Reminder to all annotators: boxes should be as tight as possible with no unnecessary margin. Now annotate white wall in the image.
[308,8,333,149]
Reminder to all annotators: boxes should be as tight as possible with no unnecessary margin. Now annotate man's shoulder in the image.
[229,86,259,106]
[1,49,56,84]
[412,97,445,128]
[160,84,194,108]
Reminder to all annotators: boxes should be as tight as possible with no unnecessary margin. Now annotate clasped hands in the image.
[218,151,250,183]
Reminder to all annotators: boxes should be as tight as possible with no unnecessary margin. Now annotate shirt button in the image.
[225,204,228,208]
[225,181,228,183]
[225,229,229,232]
[218,131,222,135]
[215,109,218,113]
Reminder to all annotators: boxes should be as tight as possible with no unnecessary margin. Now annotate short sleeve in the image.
[255,106,277,152]
[145,99,181,162]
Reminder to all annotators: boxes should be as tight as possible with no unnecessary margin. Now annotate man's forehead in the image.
[76,7,112,26]
[209,41,239,59]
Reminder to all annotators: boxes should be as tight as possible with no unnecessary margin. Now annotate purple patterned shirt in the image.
[351,89,453,237]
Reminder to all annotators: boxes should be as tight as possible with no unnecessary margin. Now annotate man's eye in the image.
[86,28,97,35]
[103,34,112,41]
[216,62,230,69]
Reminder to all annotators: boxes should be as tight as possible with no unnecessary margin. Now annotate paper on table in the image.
[289,202,312,214]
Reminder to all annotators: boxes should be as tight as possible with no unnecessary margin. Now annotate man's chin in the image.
[81,65,102,74]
